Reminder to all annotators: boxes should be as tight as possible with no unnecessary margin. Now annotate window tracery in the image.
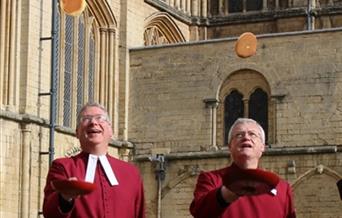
[144,12,185,46]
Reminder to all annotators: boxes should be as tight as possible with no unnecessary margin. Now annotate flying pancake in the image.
[60,0,87,16]
[235,32,257,58]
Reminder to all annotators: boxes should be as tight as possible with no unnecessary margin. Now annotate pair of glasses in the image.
[233,131,260,140]
[80,114,108,123]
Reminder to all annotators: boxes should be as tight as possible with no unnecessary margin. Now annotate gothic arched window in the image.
[76,17,85,115]
[88,31,95,103]
[144,12,185,46]
[249,88,268,141]
[63,15,74,127]
[58,13,97,128]
[218,70,273,146]
[224,90,244,145]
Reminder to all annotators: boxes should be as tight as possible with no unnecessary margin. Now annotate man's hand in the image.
[51,177,80,201]
[221,186,240,203]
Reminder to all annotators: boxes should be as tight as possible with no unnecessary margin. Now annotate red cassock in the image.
[190,165,296,218]
[43,152,145,218]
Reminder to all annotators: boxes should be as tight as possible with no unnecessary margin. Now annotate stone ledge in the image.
[144,1,342,25]
[134,145,341,162]
[0,109,132,148]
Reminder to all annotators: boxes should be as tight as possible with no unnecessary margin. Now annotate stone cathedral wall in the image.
[129,29,342,217]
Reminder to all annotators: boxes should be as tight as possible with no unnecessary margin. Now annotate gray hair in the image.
[227,118,265,144]
[76,102,111,127]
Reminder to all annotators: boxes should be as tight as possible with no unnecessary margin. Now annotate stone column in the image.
[99,27,107,105]
[0,0,6,104]
[170,0,175,8]
[286,160,297,182]
[219,0,225,16]
[1,0,17,106]
[82,17,94,103]
[263,0,267,11]
[203,98,219,150]
[201,0,208,17]
[186,0,191,15]
[20,124,31,218]
[119,146,132,162]
[175,0,180,9]
[9,0,17,106]
[243,98,249,117]
[207,0,212,17]
[192,0,198,16]
[224,0,229,15]
[307,0,316,30]
[108,28,119,138]
[270,94,285,144]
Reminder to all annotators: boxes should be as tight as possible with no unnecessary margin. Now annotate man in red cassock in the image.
[43,102,145,218]
[190,118,296,218]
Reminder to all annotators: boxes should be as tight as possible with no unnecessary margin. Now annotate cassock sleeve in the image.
[286,184,296,218]
[190,171,228,218]
[43,160,74,218]
[135,176,146,218]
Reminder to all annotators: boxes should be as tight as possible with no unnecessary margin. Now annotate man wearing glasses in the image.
[190,118,296,218]
[43,102,145,218]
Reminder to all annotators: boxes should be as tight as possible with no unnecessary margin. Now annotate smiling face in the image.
[76,106,112,155]
[228,122,265,169]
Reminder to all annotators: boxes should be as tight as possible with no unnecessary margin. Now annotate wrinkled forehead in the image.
[232,122,260,134]
[80,106,106,116]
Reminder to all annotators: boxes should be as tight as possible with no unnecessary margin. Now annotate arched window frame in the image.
[55,0,119,132]
[217,70,275,146]
[144,12,185,46]
[57,11,96,128]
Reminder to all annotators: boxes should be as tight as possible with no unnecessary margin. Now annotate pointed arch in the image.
[292,164,342,190]
[161,166,201,199]
[144,12,185,46]
[86,0,117,27]
[292,164,342,217]
[83,0,118,131]
[57,0,118,129]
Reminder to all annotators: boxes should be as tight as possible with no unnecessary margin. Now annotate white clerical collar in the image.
[85,154,119,186]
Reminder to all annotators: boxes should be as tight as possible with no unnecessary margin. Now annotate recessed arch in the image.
[57,0,118,129]
[144,12,185,46]
[292,164,342,190]
[159,166,201,218]
[218,69,271,99]
[217,69,274,146]
[292,164,342,217]
[85,0,117,28]
[161,169,199,199]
